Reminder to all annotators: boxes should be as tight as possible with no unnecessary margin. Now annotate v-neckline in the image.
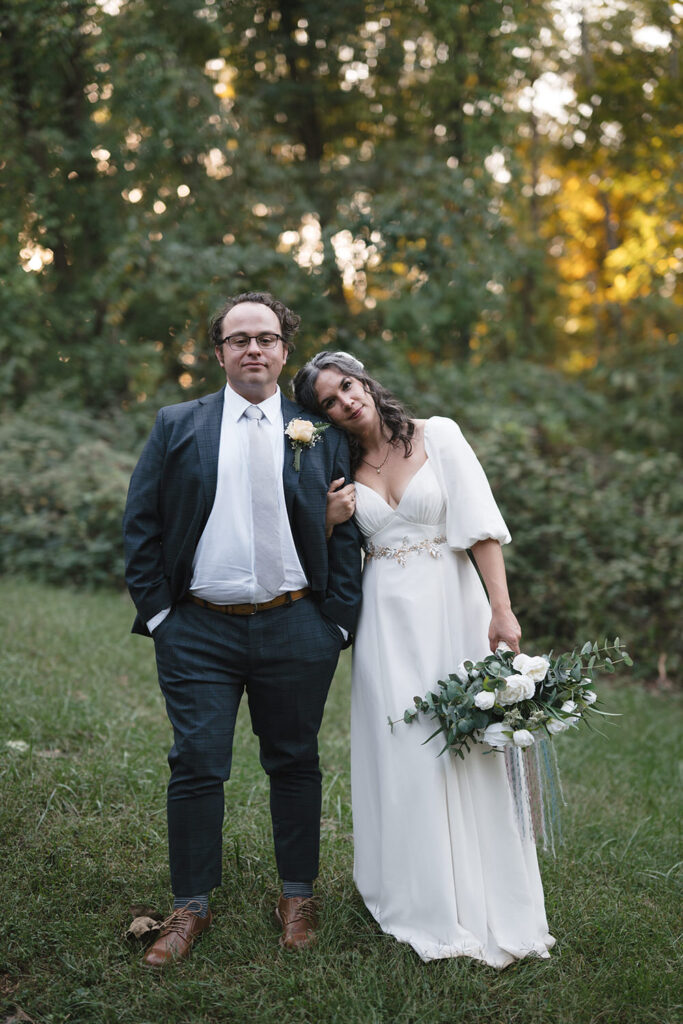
[355,458,430,512]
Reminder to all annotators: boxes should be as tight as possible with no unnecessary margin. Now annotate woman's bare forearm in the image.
[471,539,512,611]
[470,539,522,653]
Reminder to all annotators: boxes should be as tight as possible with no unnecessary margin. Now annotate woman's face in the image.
[314,368,375,435]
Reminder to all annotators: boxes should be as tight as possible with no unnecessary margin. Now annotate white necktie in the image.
[243,405,285,594]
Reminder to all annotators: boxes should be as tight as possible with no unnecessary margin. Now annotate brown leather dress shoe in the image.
[275,895,319,951]
[142,902,212,967]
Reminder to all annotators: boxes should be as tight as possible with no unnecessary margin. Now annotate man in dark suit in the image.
[123,292,362,965]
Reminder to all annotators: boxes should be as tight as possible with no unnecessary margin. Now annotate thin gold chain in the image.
[361,443,391,474]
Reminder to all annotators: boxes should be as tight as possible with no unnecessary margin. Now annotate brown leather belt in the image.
[186,588,311,616]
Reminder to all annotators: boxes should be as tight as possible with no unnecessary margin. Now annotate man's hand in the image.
[325,478,356,538]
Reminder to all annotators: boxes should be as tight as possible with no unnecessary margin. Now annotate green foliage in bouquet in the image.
[394,639,633,759]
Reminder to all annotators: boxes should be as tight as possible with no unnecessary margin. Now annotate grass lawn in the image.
[1,580,681,1024]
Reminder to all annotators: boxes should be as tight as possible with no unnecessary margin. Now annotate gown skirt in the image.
[350,419,555,967]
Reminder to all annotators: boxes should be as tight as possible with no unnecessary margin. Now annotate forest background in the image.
[0,0,681,681]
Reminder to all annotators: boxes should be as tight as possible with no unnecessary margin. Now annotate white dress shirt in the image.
[146,383,308,632]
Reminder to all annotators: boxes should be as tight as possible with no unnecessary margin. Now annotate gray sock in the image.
[282,880,313,899]
[173,894,210,918]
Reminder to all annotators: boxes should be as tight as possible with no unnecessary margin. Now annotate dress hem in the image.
[359,892,555,969]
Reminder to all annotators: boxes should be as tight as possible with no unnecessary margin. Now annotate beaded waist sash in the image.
[364,534,447,567]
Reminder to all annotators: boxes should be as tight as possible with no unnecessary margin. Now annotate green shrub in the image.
[1,374,680,681]
[0,400,136,585]
[481,435,683,681]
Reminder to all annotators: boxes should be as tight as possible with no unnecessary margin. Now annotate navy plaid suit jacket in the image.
[123,389,362,639]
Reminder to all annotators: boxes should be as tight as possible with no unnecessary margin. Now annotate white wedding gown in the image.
[351,417,555,967]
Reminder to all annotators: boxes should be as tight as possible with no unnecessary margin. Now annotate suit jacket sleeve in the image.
[122,409,173,626]
[317,428,363,639]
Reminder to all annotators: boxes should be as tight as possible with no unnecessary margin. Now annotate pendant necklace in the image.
[362,443,391,474]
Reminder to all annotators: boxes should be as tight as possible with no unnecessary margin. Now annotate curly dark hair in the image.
[291,351,414,473]
[208,291,301,352]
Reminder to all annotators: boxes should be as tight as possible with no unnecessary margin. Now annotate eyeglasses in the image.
[220,332,283,350]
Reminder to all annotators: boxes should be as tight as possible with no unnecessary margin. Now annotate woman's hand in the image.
[325,477,356,538]
[488,607,522,655]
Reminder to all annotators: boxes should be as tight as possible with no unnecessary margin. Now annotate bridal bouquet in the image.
[395,639,632,759]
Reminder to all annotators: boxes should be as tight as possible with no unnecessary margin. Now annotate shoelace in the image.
[158,901,204,938]
[285,897,318,924]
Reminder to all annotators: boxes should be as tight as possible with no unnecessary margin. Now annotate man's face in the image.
[215,302,288,401]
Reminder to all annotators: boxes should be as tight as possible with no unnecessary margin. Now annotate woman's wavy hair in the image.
[291,351,414,472]
[209,291,301,352]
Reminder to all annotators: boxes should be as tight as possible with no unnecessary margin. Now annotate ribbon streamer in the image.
[504,738,565,854]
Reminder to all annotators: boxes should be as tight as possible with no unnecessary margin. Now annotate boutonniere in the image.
[285,418,330,471]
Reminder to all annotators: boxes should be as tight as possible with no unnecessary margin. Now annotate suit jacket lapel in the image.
[193,389,224,509]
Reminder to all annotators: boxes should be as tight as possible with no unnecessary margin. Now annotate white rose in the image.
[454,661,471,683]
[497,673,536,705]
[546,718,569,734]
[513,729,535,748]
[583,689,597,705]
[286,418,315,443]
[560,700,580,726]
[482,722,511,750]
[474,690,496,710]
[512,653,550,682]
[520,675,536,699]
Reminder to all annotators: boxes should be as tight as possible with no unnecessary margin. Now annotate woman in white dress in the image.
[292,352,555,968]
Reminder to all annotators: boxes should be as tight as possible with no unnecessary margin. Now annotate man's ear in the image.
[215,345,225,368]
[282,345,289,365]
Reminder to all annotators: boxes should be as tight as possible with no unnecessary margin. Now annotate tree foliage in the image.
[1,0,679,406]
[1,1,681,677]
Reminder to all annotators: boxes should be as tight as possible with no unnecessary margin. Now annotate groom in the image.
[123,291,362,964]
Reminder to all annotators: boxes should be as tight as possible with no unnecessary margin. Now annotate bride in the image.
[292,351,555,968]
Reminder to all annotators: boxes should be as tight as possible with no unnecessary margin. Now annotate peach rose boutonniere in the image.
[285,418,330,471]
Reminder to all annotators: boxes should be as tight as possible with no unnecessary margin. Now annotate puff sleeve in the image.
[424,416,511,550]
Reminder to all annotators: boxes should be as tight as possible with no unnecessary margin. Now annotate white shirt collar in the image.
[224,383,282,425]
